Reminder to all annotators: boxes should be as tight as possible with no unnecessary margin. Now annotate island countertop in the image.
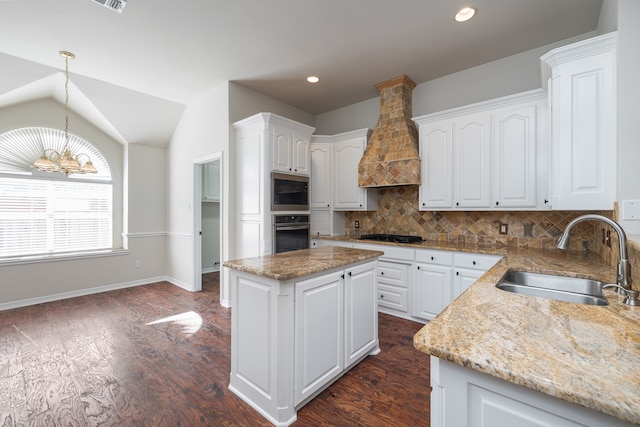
[223,246,384,281]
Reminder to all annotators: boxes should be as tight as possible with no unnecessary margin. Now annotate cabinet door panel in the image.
[295,272,344,405]
[419,121,453,209]
[454,113,491,208]
[414,264,453,321]
[310,144,332,208]
[333,139,365,209]
[345,262,378,367]
[272,126,292,173]
[293,132,310,175]
[493,106,536,208]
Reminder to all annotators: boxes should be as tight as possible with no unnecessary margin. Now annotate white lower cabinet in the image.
[295,261,379,406]
[295,271,344,405]
[344,262,379,367]
[413,249,500,322]
[350,241,502,323]
[414,250,454,321]
[377,260,411,315]
[431,357,634,427]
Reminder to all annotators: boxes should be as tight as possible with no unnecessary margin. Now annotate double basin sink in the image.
[496,270,609,306]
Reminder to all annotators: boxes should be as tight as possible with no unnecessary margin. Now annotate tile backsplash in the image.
[344,186,612,252]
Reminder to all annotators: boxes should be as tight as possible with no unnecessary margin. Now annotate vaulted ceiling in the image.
[0,0,604,147]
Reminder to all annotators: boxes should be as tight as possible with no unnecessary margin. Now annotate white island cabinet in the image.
[225,246,382,426]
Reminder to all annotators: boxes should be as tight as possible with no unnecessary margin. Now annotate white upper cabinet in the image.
[492,104,538,208]
[272,125,311,176]
[541,32,617,210]
[419,120,453,209]
[330,130,377,211]
[310,141,332,208]
[202,160,220,202]
[415,90,549,211]
[453,112,491,208]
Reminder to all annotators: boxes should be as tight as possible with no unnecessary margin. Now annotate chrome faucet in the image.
[556,214,632,293]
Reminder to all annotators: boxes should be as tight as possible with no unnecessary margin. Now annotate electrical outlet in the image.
[499,223,508,235]
[135,260,142,268]
[354,220,359,229]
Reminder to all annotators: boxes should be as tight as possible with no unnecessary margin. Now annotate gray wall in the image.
[314,33,595,136]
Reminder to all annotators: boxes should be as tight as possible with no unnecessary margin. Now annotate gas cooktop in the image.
[358,234,423,244]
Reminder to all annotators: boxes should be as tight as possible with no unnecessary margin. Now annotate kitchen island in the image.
[223,246,384,426]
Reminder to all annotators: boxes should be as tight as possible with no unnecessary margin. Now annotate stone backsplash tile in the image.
[344,186,612,252]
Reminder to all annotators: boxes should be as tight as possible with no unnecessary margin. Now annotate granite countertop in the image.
[412,250,640,425]
[317,235,640,424]
[223,246,384,281]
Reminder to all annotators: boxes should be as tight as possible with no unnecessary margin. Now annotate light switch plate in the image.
[622,200,640,220]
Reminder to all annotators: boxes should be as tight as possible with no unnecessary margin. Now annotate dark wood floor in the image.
[0,272,430,426]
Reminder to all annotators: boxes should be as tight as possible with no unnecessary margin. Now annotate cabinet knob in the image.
[495,201,499,206]
[456,272,459,276]
[417,266,421,270]
[422,202,425,206]
[359,204,363,207]
[380,295,384,299]
[341,274,345,279]
[289,168,292,171]
[456,202,459,206]
[380,271,384,275]
[472,261,476,265]
[544,199,549,204]
[294,169,297,172]
[348,271,352,277]
[327,204,330,207]
[431,256,434,261]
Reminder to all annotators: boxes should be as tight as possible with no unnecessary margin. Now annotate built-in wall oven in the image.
[272,172,309,211]
[273,215,310,254]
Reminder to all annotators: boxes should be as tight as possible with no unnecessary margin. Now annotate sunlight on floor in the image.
[146,311,203,336]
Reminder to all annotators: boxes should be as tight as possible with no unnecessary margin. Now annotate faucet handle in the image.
[603,284,639,306]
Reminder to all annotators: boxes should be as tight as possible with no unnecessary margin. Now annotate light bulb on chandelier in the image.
[32,51,98,175]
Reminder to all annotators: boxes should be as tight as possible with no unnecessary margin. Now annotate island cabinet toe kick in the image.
[226,247,381,427]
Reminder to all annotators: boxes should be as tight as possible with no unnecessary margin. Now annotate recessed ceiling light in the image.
[306,76,320,83]
[455,6,476,22]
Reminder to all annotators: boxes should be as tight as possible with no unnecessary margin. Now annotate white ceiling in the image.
[0,0,604,147]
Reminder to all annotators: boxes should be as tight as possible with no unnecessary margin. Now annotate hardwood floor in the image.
[0,272,430,426]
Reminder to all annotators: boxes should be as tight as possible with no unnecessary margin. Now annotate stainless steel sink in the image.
[496,270,609,306]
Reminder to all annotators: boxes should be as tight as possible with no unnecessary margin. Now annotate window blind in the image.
[0,177,112,257]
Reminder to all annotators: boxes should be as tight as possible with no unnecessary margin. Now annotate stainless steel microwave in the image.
[271,172,309,211]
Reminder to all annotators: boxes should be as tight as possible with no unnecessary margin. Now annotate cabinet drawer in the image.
[454,252,501,270]
[377,260,411,288]
[415,249,454,266]
[377,284,409,312]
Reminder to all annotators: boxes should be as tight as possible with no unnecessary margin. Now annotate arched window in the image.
[0,127,113,258]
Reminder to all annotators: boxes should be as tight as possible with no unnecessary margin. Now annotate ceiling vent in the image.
[91,0,127,13]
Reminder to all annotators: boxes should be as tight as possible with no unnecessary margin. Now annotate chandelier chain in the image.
[63,52,72,145]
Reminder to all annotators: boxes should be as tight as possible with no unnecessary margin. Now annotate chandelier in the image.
[32,51,98,175]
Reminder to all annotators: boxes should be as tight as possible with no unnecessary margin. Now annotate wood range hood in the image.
[358,75,421,187]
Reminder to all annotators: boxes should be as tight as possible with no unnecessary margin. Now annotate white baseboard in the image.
[0,276,167,312]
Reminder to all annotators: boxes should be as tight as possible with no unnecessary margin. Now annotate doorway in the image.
[193,153,223,295]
